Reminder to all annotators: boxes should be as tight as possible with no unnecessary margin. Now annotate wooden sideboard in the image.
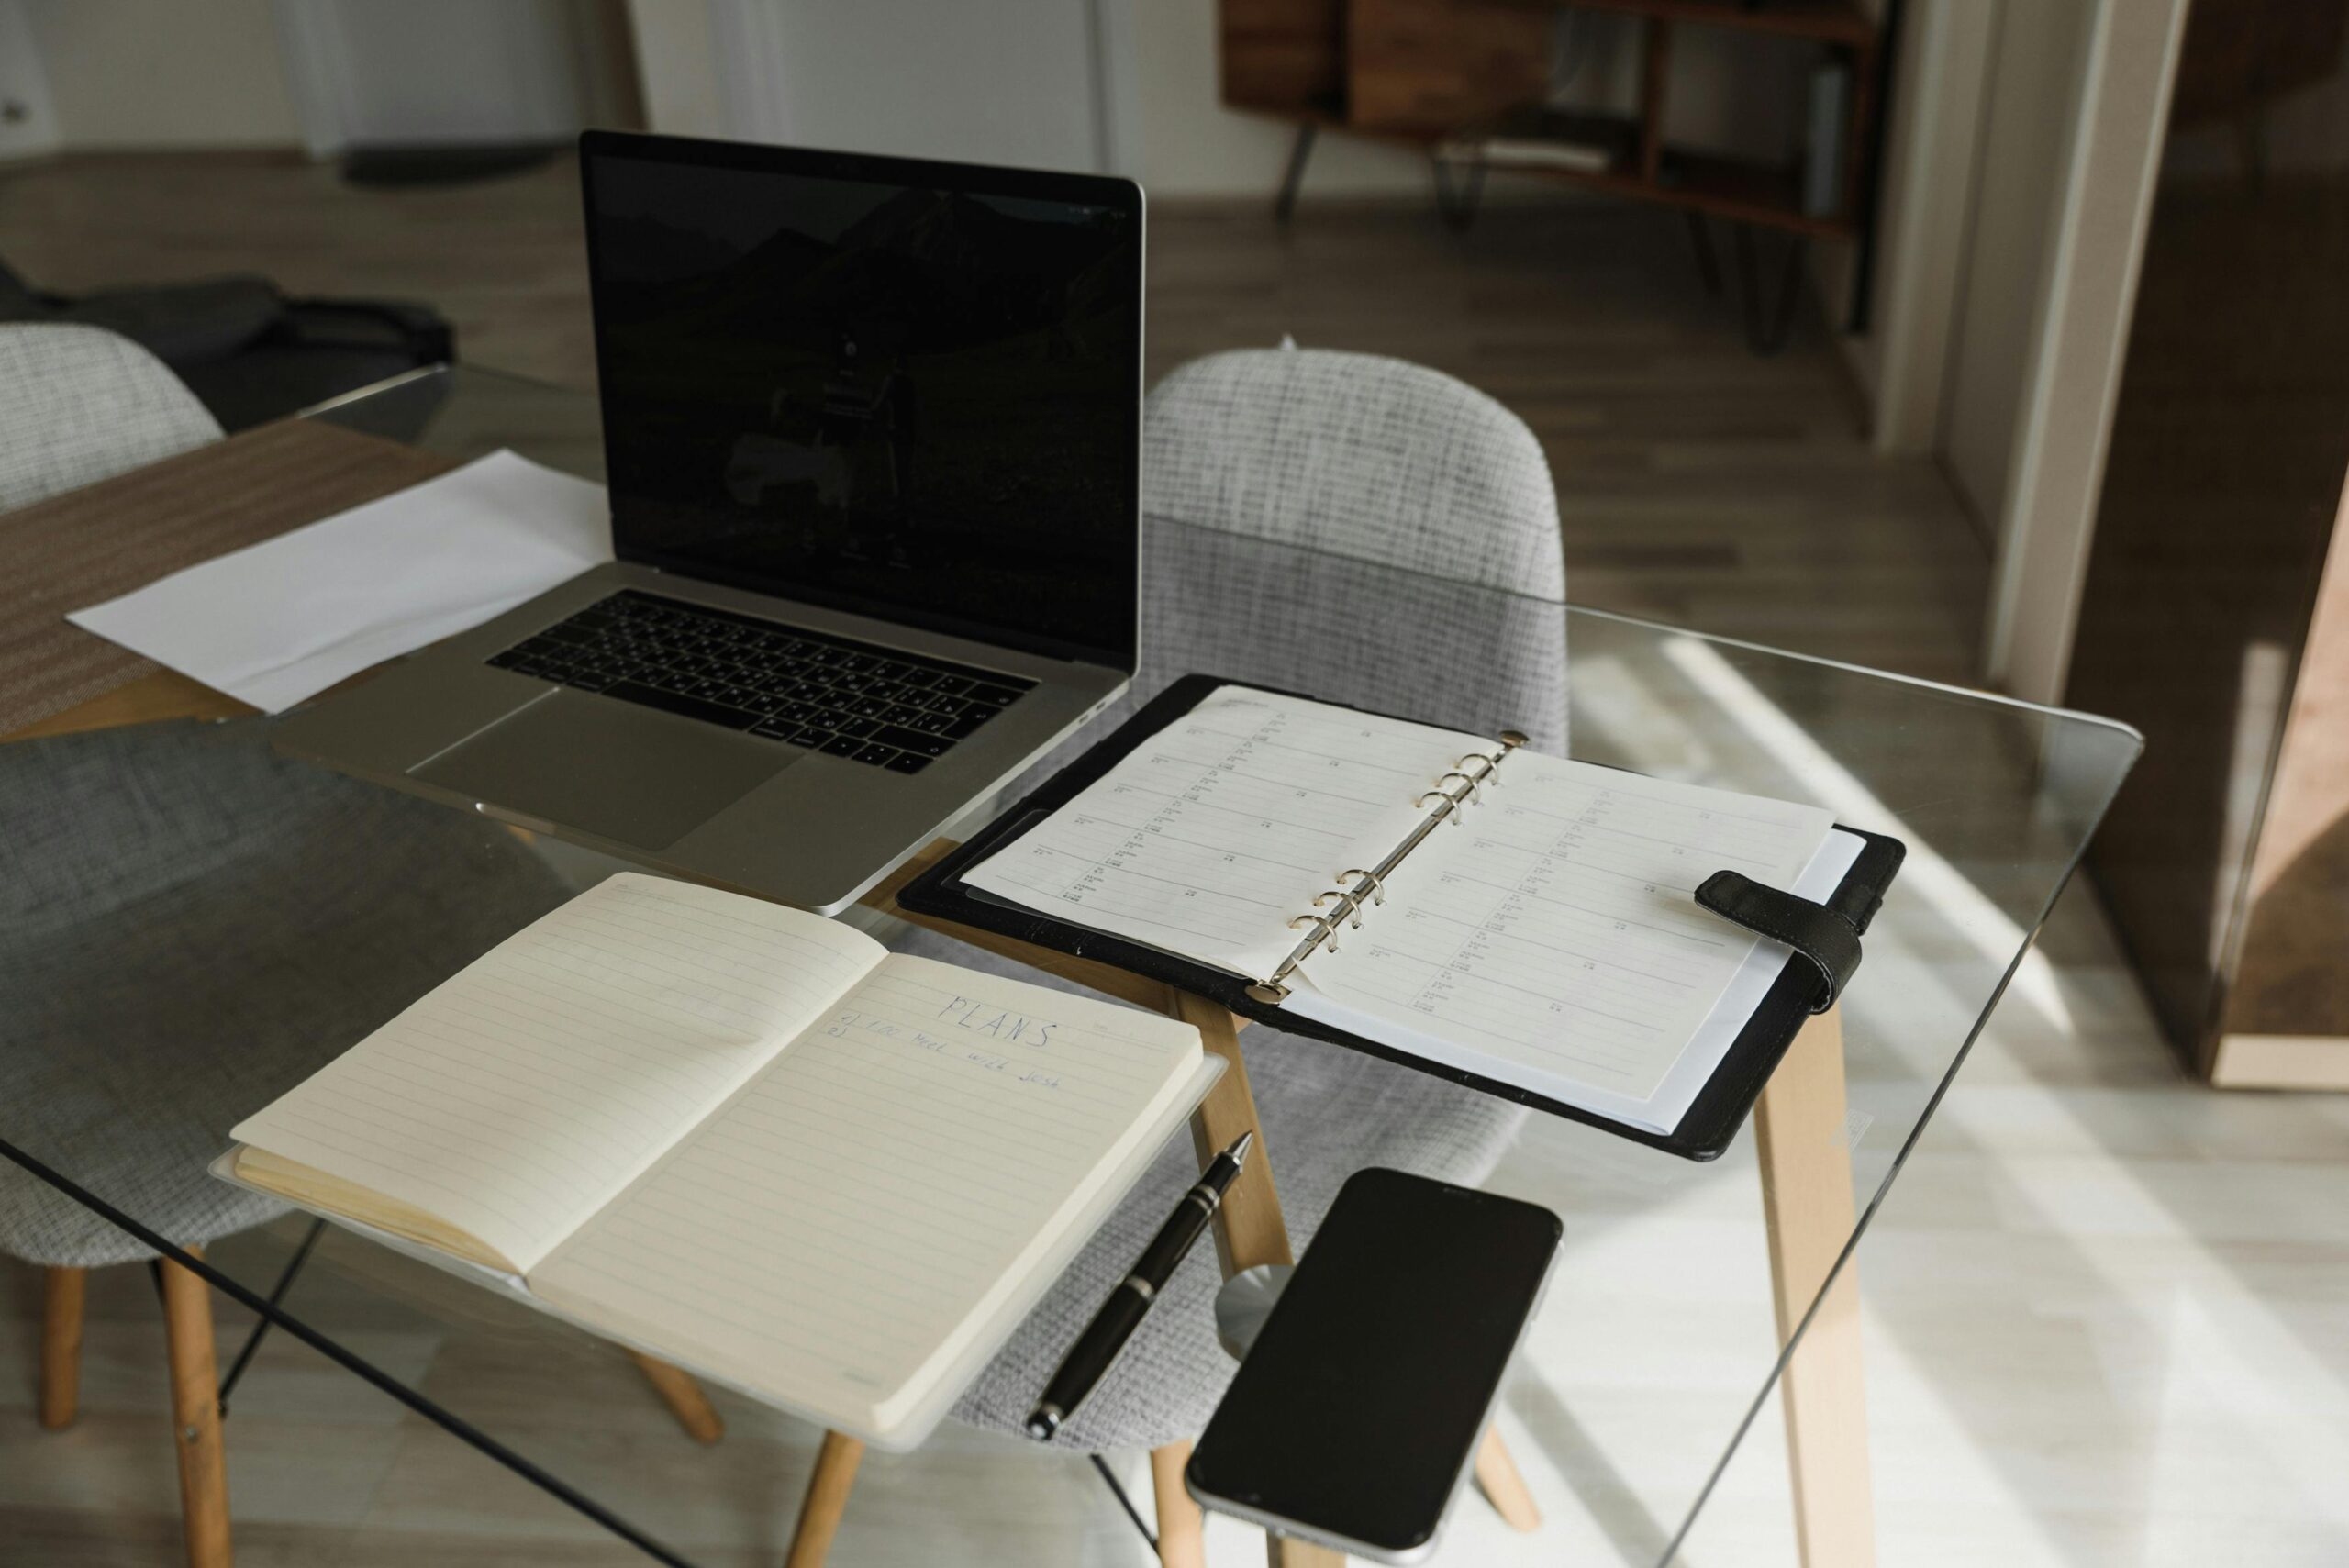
[2065,143,2349,1089]
[1217,0,1887,350]
[1218,0,1882,237]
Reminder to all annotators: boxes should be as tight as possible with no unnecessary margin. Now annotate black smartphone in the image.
[1185,1168,1562,1562]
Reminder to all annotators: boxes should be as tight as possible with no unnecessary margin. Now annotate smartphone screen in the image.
[1186,1168,1562,1560]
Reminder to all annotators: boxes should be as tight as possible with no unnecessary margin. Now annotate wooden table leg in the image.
[159,1249,233,1568]
[625,1350,724,1444]
[40,1265,86,1430]
[1151,1440,1208,1568]
[1474,1423,1542,1531]
[783,1429,864,1568]
[1753,1006,1875,1568]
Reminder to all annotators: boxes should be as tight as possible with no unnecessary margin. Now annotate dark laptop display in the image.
[581,136,1142,666]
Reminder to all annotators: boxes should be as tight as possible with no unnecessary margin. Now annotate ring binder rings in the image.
[1248,729,1531,1005]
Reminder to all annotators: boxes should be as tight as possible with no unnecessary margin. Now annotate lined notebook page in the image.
[230,873,885,1273]
[1300,751,1832,1114]
[963,685,1495,978]
[528,953,1202,1436]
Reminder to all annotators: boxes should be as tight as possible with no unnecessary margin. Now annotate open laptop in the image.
[275,131,1143,914]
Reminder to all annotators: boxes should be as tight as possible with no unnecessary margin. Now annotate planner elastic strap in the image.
[1245,728,1529,1004]
[1693,869,1869,1014]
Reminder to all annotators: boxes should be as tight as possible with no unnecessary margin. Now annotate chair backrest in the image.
[1133,346,1569,753]
[1144,345,1564,598]
[0,323,222,513]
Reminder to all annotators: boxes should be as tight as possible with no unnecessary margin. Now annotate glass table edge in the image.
[1558,598,2149,748]
[294,360,458,422]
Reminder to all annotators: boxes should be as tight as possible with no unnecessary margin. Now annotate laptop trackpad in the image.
[412,690,790,851]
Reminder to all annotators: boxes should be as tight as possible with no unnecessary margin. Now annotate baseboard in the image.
[2209,1032,2349,1091]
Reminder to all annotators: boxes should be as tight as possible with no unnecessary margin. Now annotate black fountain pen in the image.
[1026,1130,1255,1440]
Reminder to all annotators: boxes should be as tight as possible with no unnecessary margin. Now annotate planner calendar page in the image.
[1299,748,1838,1118]
[961,682,1848,1129]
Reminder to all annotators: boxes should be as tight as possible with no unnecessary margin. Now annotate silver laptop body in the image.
[276,133,1143,914]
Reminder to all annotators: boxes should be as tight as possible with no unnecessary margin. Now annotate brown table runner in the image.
[1,419,460,735]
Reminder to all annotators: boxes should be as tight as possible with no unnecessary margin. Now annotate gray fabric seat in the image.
[0,717,573,1269]
[0,323,222,511]
[0,326,570,1272]
[930,346,1568,1450]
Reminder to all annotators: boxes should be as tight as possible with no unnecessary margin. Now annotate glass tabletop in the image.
[2,363,2142,1566]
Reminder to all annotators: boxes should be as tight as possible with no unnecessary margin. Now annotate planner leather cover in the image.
[898,673,1907,1161]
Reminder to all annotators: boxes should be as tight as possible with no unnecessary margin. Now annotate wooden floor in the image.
[7,154,2341,1568]
[0,151,1987,685]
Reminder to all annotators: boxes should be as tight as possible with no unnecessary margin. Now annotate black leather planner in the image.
[898,674,1906,1160]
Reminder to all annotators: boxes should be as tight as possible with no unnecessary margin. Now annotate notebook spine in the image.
[1245,728,1529,1004]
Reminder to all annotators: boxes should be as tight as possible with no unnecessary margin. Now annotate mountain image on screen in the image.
[586,158,1139,662]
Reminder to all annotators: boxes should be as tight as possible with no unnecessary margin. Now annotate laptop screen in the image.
[580,134,1141,668]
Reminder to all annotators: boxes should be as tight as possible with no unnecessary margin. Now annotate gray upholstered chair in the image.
[0,719,584,1565]
[782,346,1570,1565]
[0,334,719,1568]
[0,323,223,511]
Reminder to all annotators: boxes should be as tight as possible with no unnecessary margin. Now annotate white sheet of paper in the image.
[68,450,610,712]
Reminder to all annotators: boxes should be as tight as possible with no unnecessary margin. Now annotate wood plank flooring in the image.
[0,152,1986,684]
[7,153,2340,1568]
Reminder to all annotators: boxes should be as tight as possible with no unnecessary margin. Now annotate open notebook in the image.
[954,684,1867,1138]
[220,873,1218,1447]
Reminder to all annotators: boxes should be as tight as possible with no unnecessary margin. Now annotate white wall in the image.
[1828,0,1994,453]
[17,0,629,157]
[621,0,1431,193]
[626,0,726,139]
[276,0,607,153]
[24,0,302,149]
[630,0,1122,173]
[755,0,1107,171]
[0,0,61,160]
[1937,0,2096,535]
[1983,0,2188,703]
[1813,0,2187,700]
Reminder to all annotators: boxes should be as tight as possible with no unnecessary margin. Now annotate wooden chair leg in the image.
[1269,1536,1347,1566]
[1150,1440,1208,1568]
[625,1350,724,1444]
[158,1249,233,1568]
[39,1265,86,1429]
[782,1429,864,1568]
[1473,1424,1541,1531]
[1754,1006,1875,1568]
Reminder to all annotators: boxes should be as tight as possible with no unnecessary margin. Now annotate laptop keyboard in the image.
[484,590,1036,774]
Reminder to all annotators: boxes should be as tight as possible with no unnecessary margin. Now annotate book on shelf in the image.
[1439,106,1639,176]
